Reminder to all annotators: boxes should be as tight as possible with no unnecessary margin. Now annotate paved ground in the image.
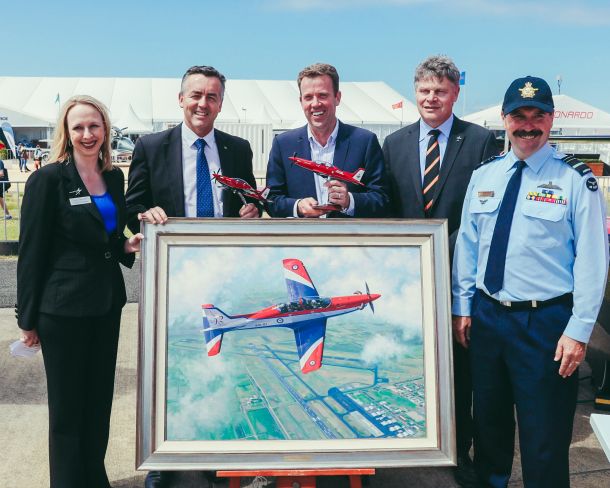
[2,296,610,487]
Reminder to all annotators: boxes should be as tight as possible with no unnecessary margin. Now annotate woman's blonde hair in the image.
[48,95,113,171]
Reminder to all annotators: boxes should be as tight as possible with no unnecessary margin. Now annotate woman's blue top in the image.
[91,192,117,234]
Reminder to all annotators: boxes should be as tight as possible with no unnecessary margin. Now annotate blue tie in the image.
[483,160,526,295]
[194,138,214,217]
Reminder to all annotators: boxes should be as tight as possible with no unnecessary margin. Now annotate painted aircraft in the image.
[288,154,366,187]
[211,172,270,204]
[201,258,380,373]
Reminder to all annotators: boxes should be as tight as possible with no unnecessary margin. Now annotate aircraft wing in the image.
[293,318,327,373]
[283,258,319,301]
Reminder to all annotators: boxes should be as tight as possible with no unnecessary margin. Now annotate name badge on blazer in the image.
[69,196,92,206]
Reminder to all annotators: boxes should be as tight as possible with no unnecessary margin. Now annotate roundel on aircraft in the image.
[277,318,284,323]
[292,264,299,270]
[309,360,316,366]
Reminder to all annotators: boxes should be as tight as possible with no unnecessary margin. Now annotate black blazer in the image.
[265,122,390,218]
[17,161,135,331]
[382,117,499,251]
[125,124,258,232]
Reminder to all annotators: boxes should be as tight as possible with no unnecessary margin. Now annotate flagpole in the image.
[401,102,404,127]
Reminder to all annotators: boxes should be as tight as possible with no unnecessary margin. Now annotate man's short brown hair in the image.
[297,63,340,95]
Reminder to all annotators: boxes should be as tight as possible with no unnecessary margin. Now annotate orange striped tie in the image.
[423,129,440,215]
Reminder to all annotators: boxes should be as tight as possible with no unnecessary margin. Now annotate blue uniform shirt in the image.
[452,143,609,343]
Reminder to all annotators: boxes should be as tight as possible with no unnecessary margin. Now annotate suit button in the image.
[104,251,112,259]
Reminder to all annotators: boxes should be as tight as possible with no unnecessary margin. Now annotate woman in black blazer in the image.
[17,95,143,488]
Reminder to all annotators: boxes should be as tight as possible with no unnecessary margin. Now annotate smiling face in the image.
[503,107,553,160]
[179,74,223,138]
[415,76,459,128]
[299,75,341,144]
[66,103,105,162]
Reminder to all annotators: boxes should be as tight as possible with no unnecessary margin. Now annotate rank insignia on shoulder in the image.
[476,155,501,169]
[586,177,598,192]
[560,155,592,177]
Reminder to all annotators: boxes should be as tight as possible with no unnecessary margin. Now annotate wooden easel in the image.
[217,468,375,488]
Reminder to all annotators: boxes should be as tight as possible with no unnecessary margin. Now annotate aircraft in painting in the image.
[211,172,270,204]
[288,154,366,187]
[201,258,380,373]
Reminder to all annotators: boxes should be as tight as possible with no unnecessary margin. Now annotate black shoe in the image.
[145,471,172,488]
[25,167,30,172]
[454,454,479,488]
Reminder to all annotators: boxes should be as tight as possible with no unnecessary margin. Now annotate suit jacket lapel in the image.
[333,121,350,170]
[406,121,424,208]
[215,129,234,176]
[433,117,465,204]
[165,124,185,217]
[295,125,316,196]
[62,160,105,227]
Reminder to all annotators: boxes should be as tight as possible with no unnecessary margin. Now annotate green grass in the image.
[0,187,21,241]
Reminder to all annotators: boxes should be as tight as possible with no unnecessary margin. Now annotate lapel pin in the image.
[69,188,83,196]
[456,136,462,142]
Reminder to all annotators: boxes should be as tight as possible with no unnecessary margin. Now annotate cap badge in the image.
[519,82,539,99]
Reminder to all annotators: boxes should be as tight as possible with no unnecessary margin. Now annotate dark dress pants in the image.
[38,308,122,488]
[470,291,578,488]
[454,338,473,457]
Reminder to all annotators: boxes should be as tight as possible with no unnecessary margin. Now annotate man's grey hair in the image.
[414,55,461,86]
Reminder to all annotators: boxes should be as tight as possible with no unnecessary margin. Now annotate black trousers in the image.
[37,308,122,488]
[454,338,473,457]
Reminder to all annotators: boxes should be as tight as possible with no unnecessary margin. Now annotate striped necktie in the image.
[194,138,215,217]
[423,129,441,214]
[483,160,526,295]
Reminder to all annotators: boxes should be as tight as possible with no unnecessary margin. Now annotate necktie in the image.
[194,138,215,217]
[423,129,441,214]
[483,160,526,295]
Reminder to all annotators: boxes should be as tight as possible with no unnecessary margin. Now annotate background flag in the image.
[459,71,466,86]
[392,100,403,109]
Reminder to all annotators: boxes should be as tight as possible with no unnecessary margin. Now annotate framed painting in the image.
[136,218,455,470]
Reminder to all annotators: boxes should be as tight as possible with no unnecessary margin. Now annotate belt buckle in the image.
[531,300,538,308]
[500,300,512,307]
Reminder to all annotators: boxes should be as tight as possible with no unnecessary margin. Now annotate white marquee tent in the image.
[0,76,416,173]
[464,94,610,134]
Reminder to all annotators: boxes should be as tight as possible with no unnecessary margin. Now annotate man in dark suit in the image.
[266,63,389,218]
[126,66,261,488]
[382,55,499,488]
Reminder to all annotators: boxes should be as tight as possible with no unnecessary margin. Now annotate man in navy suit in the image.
[382,55,499,488]
[126,65,261,488]
[266,63,389,218]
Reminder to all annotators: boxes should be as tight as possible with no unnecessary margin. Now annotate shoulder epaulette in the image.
[560,154,592,177]
[475,154,501,170]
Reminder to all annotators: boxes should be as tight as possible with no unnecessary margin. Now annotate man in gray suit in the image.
[382,55,498,488]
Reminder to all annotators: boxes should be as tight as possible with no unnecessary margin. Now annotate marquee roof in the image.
[0,76,417,130]
[464,94,610,132]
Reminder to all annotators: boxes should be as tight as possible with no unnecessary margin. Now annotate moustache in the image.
[513,129,543,138]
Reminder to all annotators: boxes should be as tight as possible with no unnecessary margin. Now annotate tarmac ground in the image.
[2,299,610,487]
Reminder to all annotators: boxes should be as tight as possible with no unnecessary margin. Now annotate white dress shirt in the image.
[293,121,355,217]
[181,123,223,217]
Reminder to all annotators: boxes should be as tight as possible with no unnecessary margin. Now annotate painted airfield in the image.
[163,245,426,442]
[165,297,425,442]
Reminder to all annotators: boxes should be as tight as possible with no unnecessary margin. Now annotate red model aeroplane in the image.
[201,258,380,373]
[288,154,366,187]
[212,172,270,204]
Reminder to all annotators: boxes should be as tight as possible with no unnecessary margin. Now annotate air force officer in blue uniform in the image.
[452,77,608,487]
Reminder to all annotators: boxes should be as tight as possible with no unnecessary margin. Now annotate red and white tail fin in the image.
[352,168,365,182]
[201,304,227,356]
[260,187,270,199]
